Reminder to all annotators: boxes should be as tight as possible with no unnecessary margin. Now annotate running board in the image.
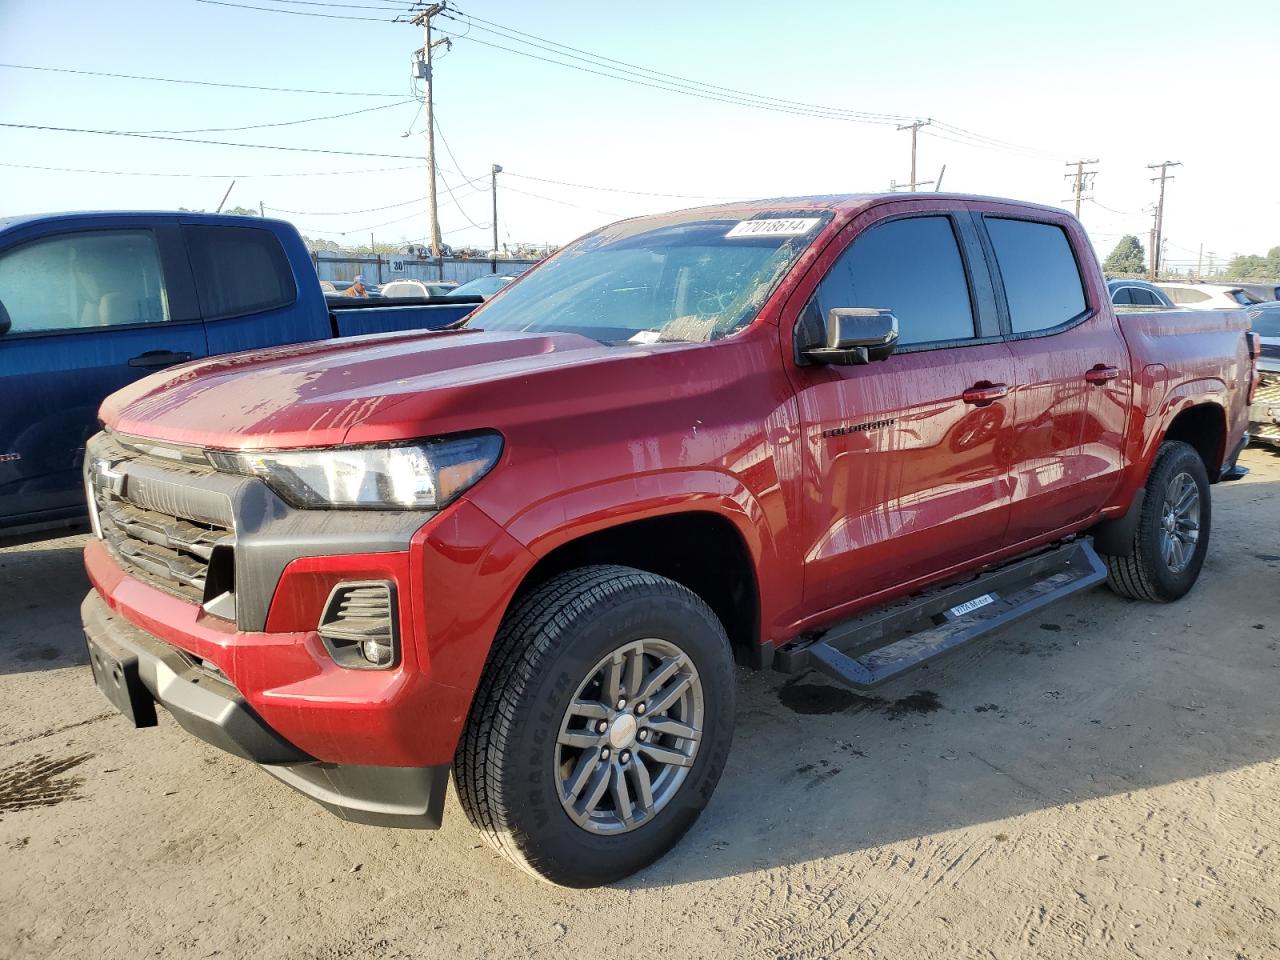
[775,540,1107,691]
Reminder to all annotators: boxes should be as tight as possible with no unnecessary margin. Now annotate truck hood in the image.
[102,328,613,450]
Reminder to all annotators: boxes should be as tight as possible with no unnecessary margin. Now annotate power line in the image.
[440,9,912,125]
[191,0,401,21]
[127,99,414,135]
[0,121,425,160]
[437,169,488,230]
[499,182,626,218]
[257,0,418,9]
[0,62,404,97]
[448,33,908,126]
[443,8,1073,161]
[1087,197,1144,217]
[501,170,741,200]
[0,160,422,178]
[267,195,427,216]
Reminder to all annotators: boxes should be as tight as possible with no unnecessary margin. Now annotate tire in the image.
[1104,440,1211,602]
[454,564,736,887]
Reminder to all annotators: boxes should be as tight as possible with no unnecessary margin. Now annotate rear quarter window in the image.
[1165,286,1210,305]
[184,225,297,321]
[986,218,1087,334]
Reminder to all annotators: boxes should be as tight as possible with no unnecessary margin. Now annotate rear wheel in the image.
[1104,440,1211,602]
[454,565,736,887]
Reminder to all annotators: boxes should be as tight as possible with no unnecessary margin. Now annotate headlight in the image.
[206,432,502,510]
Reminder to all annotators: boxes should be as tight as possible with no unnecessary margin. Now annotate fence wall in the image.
[313,255,540,286]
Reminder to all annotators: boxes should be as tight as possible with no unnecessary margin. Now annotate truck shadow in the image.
[625,470,1280,888]
[0,535,91,676]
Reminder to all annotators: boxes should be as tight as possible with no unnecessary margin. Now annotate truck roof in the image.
[0,210,293,232]
[655,192,1071,217]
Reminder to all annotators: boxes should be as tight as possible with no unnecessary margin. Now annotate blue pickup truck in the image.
[0,212,480,536]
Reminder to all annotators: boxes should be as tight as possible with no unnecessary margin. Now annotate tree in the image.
[220,205,260,217]
[302,235,342,253]
[1103,235,1146,276]
[1225,246,1280,280]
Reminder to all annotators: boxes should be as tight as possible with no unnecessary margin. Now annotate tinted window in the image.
[986,218,1087,334]
[184,226,296,321]
[815,216,975,345]
[1111,286,1133,305]
[1130,288,1156,306]
[0,230,169,334]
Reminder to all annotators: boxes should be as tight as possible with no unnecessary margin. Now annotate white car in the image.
[1157,282,1262,310]
[380,279,458,299]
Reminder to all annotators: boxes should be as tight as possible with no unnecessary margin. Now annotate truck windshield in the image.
[463,213,831,344]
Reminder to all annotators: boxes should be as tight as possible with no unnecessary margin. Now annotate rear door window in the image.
[815,215,976,346]
[0,230,170,334]
[1111,286,1133,305]
[183,225,297,321]
[986,218,1087,334]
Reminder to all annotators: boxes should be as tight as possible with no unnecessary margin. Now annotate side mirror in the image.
[0,298,10,336]
[797,306,898,366]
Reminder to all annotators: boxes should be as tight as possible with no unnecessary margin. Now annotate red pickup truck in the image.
[81,194,1256,887]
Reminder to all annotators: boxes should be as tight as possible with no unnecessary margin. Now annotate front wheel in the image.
[1104,440,1211,602]
[454,565,736,887]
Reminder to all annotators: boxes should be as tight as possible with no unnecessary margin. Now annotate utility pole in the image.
[490,163,502,273]
[1196,243,1203,281]
[259,200,265,217]
[1207,251,1216,279]
[896,119,931,192]
[1146,160,1181,280]
[1063,159,1099,218]
[411,3,449,258]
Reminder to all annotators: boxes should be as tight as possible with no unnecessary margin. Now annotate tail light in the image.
[1248,332,1262,404]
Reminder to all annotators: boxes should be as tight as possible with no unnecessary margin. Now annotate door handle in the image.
[961,382,1009,406]
[1085,364,1120,385]
[128,350,194,369]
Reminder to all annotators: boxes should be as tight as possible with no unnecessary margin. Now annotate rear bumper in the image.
[1251,370,1280,444]
[82,588,449,828]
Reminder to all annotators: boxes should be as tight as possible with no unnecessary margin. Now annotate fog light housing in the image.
[317,581,398,670]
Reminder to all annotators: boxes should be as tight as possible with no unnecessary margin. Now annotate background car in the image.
[1238,282,1280,303]
[446,274,517,301]
[381,279,459,299]
[1108,278,1174,307]
[1157,282,1262,310]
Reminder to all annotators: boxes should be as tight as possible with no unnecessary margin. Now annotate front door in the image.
[0,225,207,527]
[788,203,1017,615]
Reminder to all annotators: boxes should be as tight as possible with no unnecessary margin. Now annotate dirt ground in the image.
[2,448,1278,960]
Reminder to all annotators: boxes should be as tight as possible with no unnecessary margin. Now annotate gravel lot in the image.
[2,448,1278,960]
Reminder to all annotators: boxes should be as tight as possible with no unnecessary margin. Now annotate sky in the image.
[1,0,1275,269]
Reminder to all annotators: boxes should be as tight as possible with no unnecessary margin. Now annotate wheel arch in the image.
[510,508,766,669]
[1159,399,1228,480]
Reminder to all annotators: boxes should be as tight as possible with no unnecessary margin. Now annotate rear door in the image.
[185,223,320,355]
[788,201,1018,613]
[0,223,206,527]
[974,207,1131,546]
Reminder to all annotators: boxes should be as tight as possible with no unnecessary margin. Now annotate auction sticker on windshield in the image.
[725,217,821,238]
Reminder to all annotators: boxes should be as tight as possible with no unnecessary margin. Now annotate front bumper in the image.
[82,589,449,828]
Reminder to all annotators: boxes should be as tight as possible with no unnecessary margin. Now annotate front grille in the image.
[89,435,236,612]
